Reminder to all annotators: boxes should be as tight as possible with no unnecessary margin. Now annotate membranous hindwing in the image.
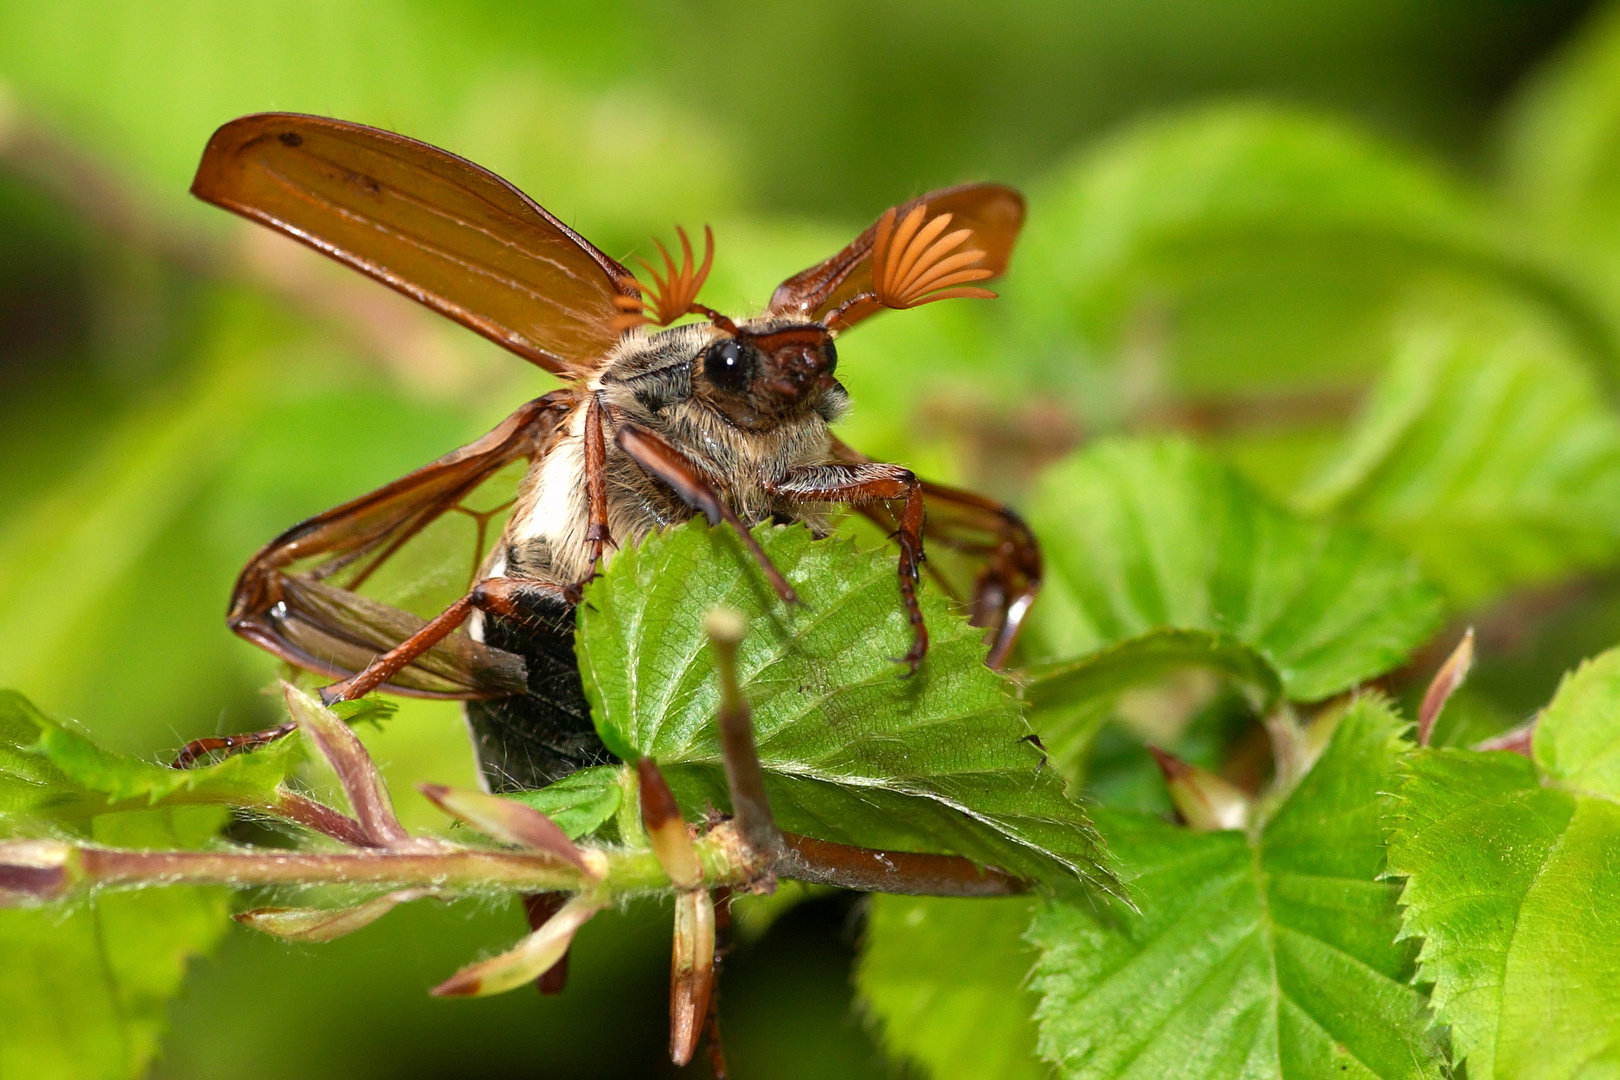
[327,459,530,625]
[226,395,581,702]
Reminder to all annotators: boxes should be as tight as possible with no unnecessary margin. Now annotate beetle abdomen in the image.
[463,600,614,792]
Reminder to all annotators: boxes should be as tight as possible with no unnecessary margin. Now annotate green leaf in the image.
[507,765,623,841]
[576,520,1113,891]
[1029,696,1442,1079]
[1024,437,1444,702]
[858,895,1047,1080]
[0,805,230,1080]
[1012,104,1506,403]
[0,694,254,1077]
[1501,2,1620,301]
[1534,646,1620,796]
[0,689,299,823]
[1297,293,1620,605]
[327,697,399,729]
[1389,646,1620,1079]
[1023,628,1282,777]
[0,690,79,817]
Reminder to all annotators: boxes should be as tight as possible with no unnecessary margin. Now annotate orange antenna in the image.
[869,204,996,310]
[611,225,716,332]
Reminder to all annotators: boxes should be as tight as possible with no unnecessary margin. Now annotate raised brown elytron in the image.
[181,113,1041,790]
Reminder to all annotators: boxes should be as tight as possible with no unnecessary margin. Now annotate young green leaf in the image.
[1533,643,1620,794]
[1501,1,1620,289]
[0,694,269,1076]
[1297,294,1620,605]
[504,765,624,841]
[1388,646,1620,1079]
[0,689,299,824]
[1011,104,1504,403]
[1024,437,1444,702]
[0,805,230,1080]
[1022,628,1282,777]
[859,895,1046,1080]
[1029,697,1442,1079]
[576,520,1112,892]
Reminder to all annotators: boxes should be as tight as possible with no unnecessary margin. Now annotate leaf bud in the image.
[669,889,717,1065]
[1149,746,1250,831]
[638,758,703,889]
[432,894,604,997]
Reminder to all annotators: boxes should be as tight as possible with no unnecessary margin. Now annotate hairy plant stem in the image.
[4,818,1022,904]
[4,824,766,903]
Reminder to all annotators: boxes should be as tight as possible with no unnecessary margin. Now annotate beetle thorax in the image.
[501,320,845,586]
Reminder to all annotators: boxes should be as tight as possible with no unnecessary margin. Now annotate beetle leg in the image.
[828,437,1039,669]
[583,392,613,571]
[320,577,573,704]
[763,462,928,674]
[175,578,573,767]
[615,423,799,605]
[172,722,300,769]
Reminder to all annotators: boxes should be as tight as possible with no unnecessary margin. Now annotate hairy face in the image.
[693,319,842,430]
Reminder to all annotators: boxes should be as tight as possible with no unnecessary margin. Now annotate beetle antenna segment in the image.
[611,224,717,331]
[870,203,997,310]
[687,302,738,335]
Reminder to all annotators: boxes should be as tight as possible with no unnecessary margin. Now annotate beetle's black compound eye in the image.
[822,337,837,374]
[701,338,755,395]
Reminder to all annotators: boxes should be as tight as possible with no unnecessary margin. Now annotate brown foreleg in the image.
[915,479,1040,668]
[582,391,613,573]
[764,462,928,674]
[173,723,300,768]
[615,424,798,605]
[829,436,1039,669]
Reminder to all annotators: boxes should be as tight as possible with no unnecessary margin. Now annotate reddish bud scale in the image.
[706,609,783,865]
[670,889,717,1066]
[1149,746,1251,832]
[284,684,410,847]
[1418,628,1475,747]
[432,894,604,998]
[522,893,572,994]
[1475,715,1537,756]
[418,783,592,876]
[236,888,430,942]
[638,758,703,889]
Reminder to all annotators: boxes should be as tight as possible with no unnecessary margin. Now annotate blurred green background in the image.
[5,1,1620,1076]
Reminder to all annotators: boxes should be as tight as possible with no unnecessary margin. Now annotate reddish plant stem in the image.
[269,792,377,848]
[707,611,784,865]
[774,833,1023,897]
[76,848,585,892]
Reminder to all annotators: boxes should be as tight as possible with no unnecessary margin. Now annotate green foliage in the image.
[9,3,1620,1076]
[1022,628,1281,778]
[0,689,298,822]
[1502,2,1620,296]
[1023,437,1444,700]
[1388,647,1620,1079]
[1010,105,1500,404]
[506,766,622,841]
[0,692,245,1080]
[1297,293,1620,604]
[858,895,1047,1080]
[0,808,231,1080]
[577,520,1113,891]
[1533,644,1620,793]
[1029,697,1441,1079]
